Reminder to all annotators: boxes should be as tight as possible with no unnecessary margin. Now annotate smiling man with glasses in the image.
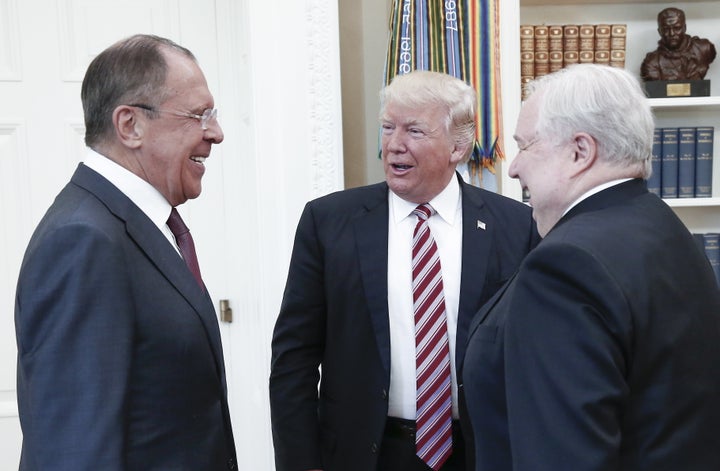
[15,34,237,470]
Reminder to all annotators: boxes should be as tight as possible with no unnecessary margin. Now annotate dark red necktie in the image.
[412,203,452,470]
[167,208,204,288]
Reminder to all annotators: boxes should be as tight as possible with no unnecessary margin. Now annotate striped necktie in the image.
[412,203,452,470]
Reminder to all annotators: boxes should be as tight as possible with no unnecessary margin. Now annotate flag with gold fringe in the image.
[384,0,503,190]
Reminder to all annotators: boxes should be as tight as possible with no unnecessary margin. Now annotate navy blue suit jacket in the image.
[270,175,539,471]
[15,164,236,470]
[463,179,720,471]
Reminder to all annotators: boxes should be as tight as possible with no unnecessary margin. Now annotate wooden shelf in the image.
[649,96,720,110]
[664,197,720,208]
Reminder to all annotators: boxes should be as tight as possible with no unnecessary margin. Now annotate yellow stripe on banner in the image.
[428,0,443,74]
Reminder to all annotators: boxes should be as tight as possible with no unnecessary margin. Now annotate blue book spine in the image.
[677,127,696,197]
[704,233,720,288]
[695,126,714,198]
[647,127,662,196]
[661,127,679,198]
[693,233,706,253]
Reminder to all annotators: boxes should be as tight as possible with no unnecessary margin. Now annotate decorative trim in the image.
[306,0,344,196]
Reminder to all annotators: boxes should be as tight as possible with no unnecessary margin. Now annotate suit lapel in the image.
[71,164,226,376]
[353,184,392,378]
[456,177,492,365]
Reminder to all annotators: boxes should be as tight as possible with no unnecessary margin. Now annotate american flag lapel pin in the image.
[477,220,486,230]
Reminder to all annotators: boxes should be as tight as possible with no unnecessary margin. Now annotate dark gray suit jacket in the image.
[463,179,720,471]
[15,164,237,470]
[270,175,539,471]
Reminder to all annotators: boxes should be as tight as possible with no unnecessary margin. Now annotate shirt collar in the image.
[563,178,633,216]
[83,148,174,228]
[390,175,460,225]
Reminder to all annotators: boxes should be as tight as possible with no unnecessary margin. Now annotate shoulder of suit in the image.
[461,182,531,213]
[309,181,388,207]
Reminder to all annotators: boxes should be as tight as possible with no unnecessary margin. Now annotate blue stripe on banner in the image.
[445,0,461,78]
[479,0,491,152]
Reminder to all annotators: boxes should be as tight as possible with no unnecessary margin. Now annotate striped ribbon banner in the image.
[384,0,504,189]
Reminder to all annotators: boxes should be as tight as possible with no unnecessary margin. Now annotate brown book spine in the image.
[594,24,611,51]
[594,24,611,65]
[520,25,535,77]
[548,25,563,52]
[521,76,533,101]
[594,50,610,65]
[610,50,626,69]
[564,50,580,67]
[579,24,595,63]
[520,25,535,100]
[610,24,627,68]
[549,51,563,72]
[563,25,579,68]
[534,25,550,77]
[520,25,535,53]
[521,51,535,77]
[594,24,611,63]
[610,24,627,50]
[579,50,594,63]
[548,25,564,73]
[579,24,594,60]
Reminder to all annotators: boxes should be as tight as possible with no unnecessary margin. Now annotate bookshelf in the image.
[499,0,720,234]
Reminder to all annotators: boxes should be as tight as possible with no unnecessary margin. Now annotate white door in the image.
[0,0,237,467]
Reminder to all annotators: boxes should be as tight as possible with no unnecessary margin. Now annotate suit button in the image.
[371,442,378,454]
[381,389,388,400]
[227,458,237,469]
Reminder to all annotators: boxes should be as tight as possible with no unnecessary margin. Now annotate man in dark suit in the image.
[270,70,539,471]
[14,34,237,470]
[463,63,720,471]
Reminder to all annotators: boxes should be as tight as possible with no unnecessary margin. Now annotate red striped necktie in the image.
[167,208,204,289]
[411,203,452,470]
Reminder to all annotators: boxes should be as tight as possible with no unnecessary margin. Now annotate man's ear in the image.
[450,141,470,165]
[570,131,597,175]
[113,106,143,149]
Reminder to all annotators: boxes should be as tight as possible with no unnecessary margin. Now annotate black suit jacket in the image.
[463,179,720,471]
[270,175,539,471]
[15,164,237,470]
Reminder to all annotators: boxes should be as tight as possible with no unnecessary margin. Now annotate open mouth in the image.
[190,156,206,164]
[392,164,413,170]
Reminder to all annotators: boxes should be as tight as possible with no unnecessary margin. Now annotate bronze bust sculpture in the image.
[641,7,716,81]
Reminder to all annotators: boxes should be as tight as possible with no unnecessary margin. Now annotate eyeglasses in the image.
[127,104,218,130]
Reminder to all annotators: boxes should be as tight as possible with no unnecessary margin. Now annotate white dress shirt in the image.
[82,148,178,252]
[387,176,463,420]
